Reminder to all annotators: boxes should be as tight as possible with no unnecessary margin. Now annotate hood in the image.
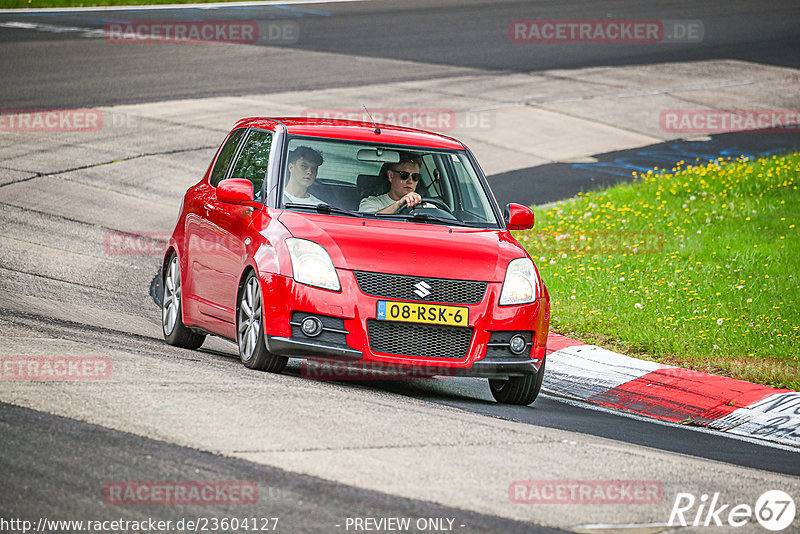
[277,211,526,282]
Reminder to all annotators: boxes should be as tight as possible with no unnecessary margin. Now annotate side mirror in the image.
[217,179,255,204]
[505,203,534,230]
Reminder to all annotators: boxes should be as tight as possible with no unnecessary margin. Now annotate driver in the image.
[359,152,423,214]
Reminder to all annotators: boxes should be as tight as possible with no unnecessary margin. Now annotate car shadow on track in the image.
[282,359,506,406]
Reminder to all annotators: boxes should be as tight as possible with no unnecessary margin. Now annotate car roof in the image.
[232,117,466,150]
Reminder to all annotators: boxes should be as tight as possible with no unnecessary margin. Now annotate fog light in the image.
[509,334,527,355]
[301,316,323,337]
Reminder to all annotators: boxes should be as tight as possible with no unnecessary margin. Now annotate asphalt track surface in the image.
[1,0,800,532]
[1,0,800,108]
[1,402,561,533]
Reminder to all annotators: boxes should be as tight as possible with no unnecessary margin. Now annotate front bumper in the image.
[265,336,363,361]
[261,270,549,378]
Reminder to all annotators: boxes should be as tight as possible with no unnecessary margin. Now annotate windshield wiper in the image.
[284,203,366,218]
[378,212,475,227]
[285,203,486,227]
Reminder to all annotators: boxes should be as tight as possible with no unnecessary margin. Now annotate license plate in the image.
[376,301,468,327]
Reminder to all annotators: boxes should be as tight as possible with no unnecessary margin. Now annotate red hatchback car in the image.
[161,117,550,405]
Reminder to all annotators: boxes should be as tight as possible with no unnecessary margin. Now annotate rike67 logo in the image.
[669,490,795,531]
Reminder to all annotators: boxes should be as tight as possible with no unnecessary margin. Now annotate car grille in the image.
[366,320,473,359]
[354,271,487,304]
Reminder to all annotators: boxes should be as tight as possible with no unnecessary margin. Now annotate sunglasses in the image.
[391,170,421,182]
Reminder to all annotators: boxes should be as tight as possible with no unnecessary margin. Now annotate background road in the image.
[1,0,799,107]
[1,1,799,532]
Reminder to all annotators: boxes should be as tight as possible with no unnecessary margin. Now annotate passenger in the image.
[359,152,423,214]
[284,146,324,205]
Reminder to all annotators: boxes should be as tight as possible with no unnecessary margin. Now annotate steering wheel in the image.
[397,197,453,215]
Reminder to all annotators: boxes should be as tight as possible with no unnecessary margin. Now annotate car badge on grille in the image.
[413,281,432,299]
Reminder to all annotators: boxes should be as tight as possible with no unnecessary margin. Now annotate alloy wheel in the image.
[238,276,262,362]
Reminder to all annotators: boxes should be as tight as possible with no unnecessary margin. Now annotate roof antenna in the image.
[362,104,381,135]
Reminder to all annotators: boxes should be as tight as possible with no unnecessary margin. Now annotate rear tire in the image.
[237,272,288,373]
[489,357,545,405]
[162,254,206,349]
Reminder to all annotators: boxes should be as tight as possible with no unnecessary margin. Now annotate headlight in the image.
[286,238,341,291]
[499,257,538,305]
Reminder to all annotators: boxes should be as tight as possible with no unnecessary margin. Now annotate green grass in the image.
[0,0,256,7]
[517,153,800,390]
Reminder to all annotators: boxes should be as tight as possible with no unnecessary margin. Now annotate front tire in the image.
[489,357,545,405]
[162,254,206,349]
[237,272,288,373]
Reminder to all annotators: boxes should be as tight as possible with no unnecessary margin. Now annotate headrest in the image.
[357,174,388,199]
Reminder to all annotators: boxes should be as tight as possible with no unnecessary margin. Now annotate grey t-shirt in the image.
[359,193,395,212]
[284,191,324,205]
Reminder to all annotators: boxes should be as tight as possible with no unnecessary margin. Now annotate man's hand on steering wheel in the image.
[396,192,422,212]
[396,196,452,215]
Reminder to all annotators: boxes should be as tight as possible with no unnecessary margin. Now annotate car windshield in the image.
[280,137,501,227]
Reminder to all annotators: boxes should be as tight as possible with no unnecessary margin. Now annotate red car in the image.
[161,117,550,405]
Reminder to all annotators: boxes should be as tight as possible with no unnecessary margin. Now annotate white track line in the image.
[541,391,800,454]
[0,21,103,37]
[572,522,672,531]
[0,0,367,14]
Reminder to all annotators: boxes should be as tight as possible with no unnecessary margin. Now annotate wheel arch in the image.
[162,246,178,282]
[236,264,262,331]
[237,265,259,307]
[161,248,185,324]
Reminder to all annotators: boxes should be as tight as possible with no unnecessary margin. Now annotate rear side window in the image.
[230,130,273,199]
[209,128,246,186]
